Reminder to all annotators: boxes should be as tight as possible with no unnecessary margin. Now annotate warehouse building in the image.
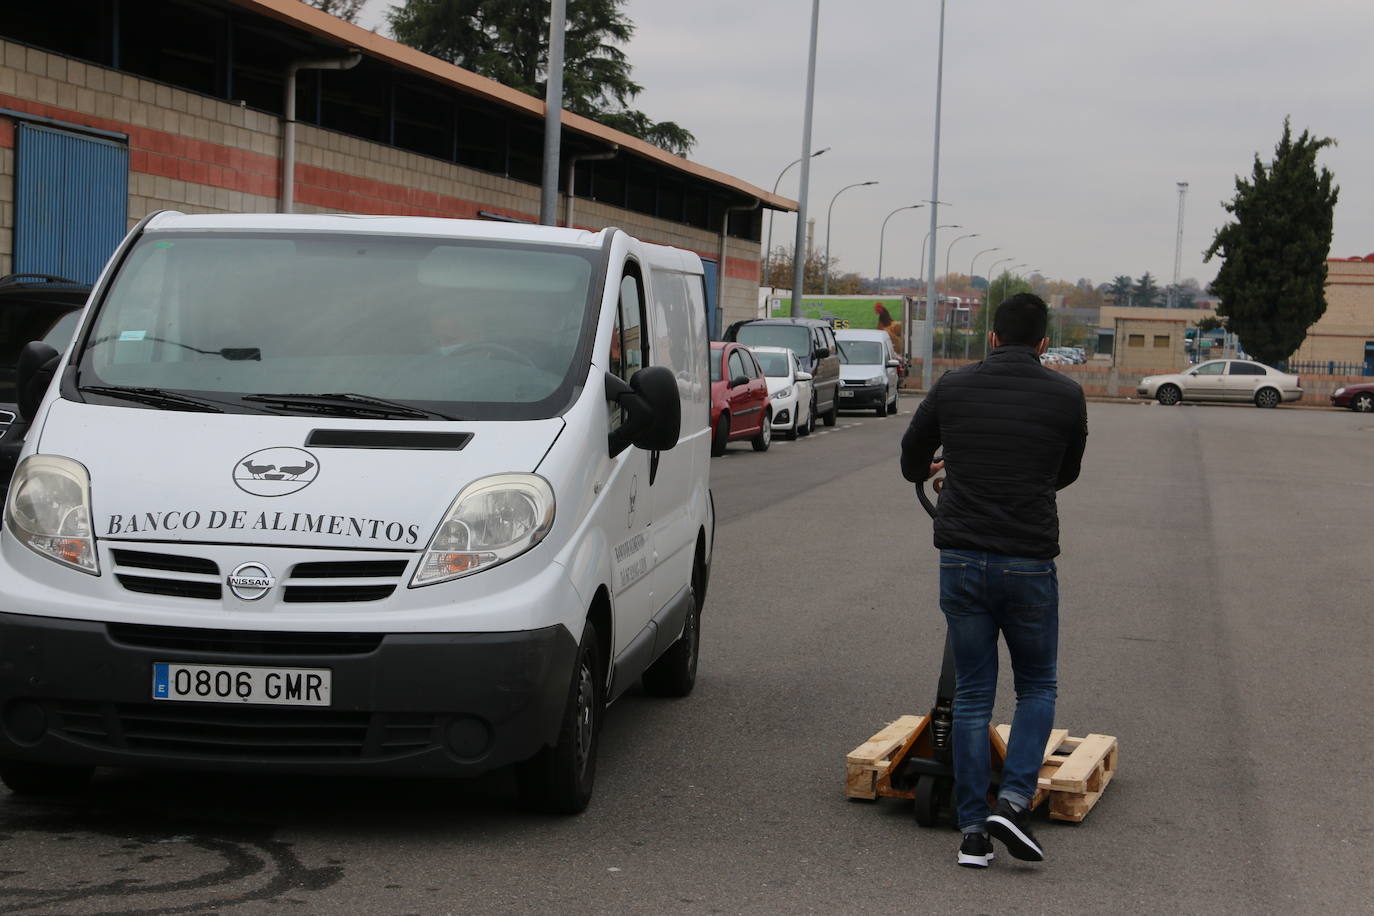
[0,0,793,335]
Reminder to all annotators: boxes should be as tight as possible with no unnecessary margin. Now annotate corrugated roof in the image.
[229,0,797,213]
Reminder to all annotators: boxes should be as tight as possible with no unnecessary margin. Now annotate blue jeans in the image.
[938,550,1059,832]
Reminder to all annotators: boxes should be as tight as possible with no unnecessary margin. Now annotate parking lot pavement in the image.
[1,399,1370,914]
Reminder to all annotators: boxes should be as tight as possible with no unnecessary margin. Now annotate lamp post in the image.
[877,203,923,295]
[965,247,999,358]
[982,256,1015,357]
[940,233,977,357]
[763,147,830,287]
[920,0,948,390]
[823,180,878,295]
[789,0,821,316]
[919,224,960,281]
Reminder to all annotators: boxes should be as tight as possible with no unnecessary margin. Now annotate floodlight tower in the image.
[1170,181,1189,307]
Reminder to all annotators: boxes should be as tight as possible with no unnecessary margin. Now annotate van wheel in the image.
[517,621,602,815]
[642,586,699,698]
[0,762,92,796]
[710,414,729,457]
[888,393,899,415]
[823,392,838,427]
[751,412,772,452]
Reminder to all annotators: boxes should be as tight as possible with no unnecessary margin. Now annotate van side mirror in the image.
[886,359,901,369]
[606,366,680,453]
[815,347,830,359]
[16,341,61,422]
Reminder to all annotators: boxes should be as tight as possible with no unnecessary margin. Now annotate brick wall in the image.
[0,39,760,319]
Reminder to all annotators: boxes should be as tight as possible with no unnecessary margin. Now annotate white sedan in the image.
[749,345,814,439]
[1137,359,1303,408]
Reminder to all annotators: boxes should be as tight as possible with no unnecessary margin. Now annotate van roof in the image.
[143,211,609,249]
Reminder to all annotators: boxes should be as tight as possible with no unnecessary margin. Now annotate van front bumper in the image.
[0,612,576,777]
[838,384,886,408]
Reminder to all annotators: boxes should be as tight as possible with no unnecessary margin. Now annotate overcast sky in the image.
[361,1,1373,289]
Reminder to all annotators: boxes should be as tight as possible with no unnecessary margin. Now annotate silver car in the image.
[1137,359,1303,408]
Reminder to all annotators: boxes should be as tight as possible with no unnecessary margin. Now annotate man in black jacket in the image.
[900,293,1088,868]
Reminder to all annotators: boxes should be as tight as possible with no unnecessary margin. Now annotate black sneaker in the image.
[957,831,994,868]
[986,799,1045,861]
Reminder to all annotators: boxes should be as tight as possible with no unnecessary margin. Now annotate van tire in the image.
[642,586,699,698]
[823,391,838,427]
[517,621,602,815]
[0,762,92,796]
[710,414,729,457]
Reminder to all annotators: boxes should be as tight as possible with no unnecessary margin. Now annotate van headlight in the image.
[411,473,555,586]
[866,375,885,386]
[5,455,99,575]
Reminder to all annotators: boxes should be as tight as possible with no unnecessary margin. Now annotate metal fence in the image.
[1282,360,1372,377]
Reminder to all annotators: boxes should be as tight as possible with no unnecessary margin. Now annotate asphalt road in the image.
[1,397,1371,914]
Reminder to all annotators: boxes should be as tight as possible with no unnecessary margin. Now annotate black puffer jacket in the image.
[900,346,1088,559]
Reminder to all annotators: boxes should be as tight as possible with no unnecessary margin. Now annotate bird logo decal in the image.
[232,447,321,497]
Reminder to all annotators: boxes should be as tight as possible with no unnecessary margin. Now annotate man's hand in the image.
[927,459,945,480]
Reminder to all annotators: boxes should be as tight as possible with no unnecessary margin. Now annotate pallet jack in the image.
[843,463,1119,827]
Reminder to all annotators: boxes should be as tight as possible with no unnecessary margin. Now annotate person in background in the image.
[900,292,1088,869]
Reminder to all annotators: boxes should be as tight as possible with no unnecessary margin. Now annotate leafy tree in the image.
[1107,275,1134,304]
[984,271,1032,310]
[763,247,853,294]
[1196,316,1225,332]
[1204,118,1338,364]
[1134,272,1161,307]
[302,0,364,22]
[387,0,696,155]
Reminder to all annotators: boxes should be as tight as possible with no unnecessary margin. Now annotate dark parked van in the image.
[723,317,841,427]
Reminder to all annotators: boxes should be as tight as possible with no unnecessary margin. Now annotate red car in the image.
[1331,381,1374,412]
[709,342,772,455]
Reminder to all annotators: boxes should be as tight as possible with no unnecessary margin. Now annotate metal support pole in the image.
[790,0,821,316]
[1169,181,1189,307]
[539,0,567,225]
[878,204,923,295]
[823,180,877,295]
[921,0,947,390]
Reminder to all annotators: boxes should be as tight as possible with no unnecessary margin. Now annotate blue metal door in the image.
[1364,342,1374,377]
[14,123,128,284]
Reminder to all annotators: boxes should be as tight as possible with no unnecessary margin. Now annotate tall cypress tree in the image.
[1204,119,1338,364]
[387,0,695,155]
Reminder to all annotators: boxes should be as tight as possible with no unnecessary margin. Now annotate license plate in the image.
[840,389,855,398]
[152,662,331,706]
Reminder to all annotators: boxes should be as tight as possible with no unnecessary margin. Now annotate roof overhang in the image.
[228,0,797,213]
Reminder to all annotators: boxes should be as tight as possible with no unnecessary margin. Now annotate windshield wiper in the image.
[80,385,228,413]
[240,392,455,420]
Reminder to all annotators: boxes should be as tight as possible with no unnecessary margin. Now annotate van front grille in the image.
[107,624,384,656]
[53,700,435,761]
[112,550,220,600]
[282,559,408,603]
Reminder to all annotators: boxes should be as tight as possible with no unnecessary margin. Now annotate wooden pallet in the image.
[991,724,1118,822]
[845,718,1118,823]
[844,714,929,801]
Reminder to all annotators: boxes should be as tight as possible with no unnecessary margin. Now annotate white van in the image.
[0,213,714,814]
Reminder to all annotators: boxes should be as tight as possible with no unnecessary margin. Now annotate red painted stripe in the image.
[0,120,13,148]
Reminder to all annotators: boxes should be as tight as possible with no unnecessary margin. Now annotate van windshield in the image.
[76,232,600,420]
[838,340,884,365]
[734,324,810,356]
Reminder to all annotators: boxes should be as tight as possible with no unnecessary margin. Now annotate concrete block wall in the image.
[0,38,762,321]
[1291,259,1374,365]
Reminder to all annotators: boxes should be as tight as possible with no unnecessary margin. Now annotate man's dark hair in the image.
[993,293,1049,346]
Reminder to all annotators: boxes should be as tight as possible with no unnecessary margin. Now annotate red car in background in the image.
[1331,381,1374,412]
[709,341,772,455]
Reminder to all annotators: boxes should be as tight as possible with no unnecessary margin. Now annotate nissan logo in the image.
[228,563,276,601]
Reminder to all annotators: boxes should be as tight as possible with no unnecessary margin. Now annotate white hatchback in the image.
[1137,359,1303,407]
[749,345,814,439]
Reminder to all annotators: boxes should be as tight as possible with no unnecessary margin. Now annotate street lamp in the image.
[981,256,1015,356]
[943,232,979,288]
[919,224,960,280]
[823,180,879,295]
[920,0,949,389]
[763,146,830,286]
[877,203,923,295]
[968,246,999,288]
